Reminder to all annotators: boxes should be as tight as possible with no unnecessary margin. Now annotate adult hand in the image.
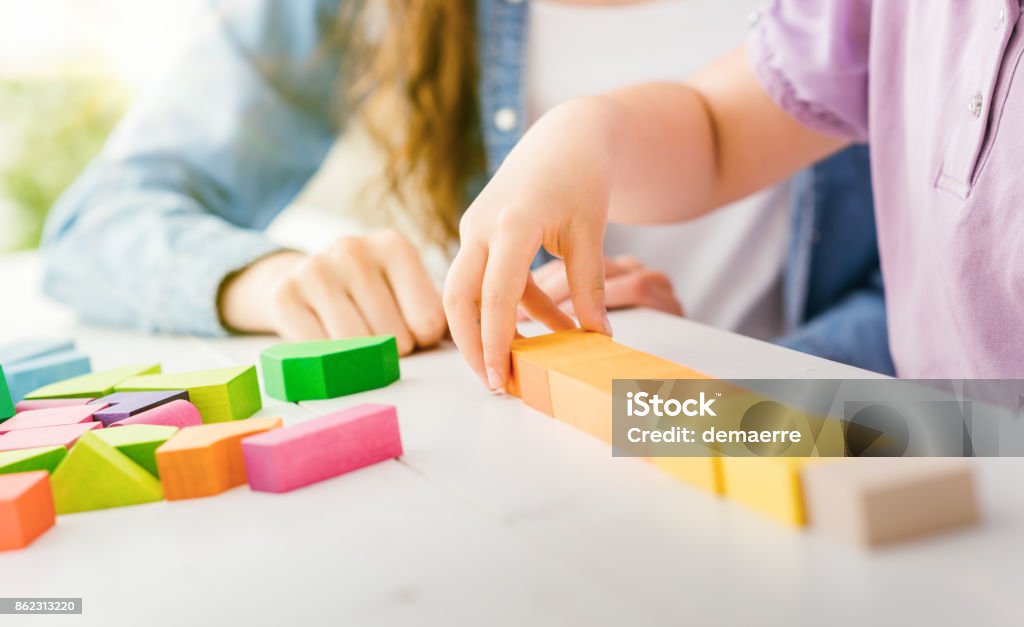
[522,256,683,320]
[220,229,446,355]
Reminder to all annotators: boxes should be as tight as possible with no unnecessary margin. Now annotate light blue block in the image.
[5,350,93,403]
[0,339,75,366]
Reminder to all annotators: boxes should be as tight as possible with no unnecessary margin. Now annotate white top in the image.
[525,0,790,339]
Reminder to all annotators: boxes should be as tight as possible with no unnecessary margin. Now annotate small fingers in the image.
[479,225,542,389]
[519,274,577,330]
[562,228,612,337]
[443,244,489,385]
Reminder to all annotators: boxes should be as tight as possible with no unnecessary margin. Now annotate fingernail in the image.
[487,367,503,391]
[602,313,613,337]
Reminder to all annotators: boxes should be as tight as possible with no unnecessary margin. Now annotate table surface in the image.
[0,253,1020,627]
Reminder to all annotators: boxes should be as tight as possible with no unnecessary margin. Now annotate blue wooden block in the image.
[5,351,93,403]
[0,339,75,366]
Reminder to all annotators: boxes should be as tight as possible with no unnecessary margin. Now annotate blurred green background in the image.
[0,0,201,253]
[0,79,129,250]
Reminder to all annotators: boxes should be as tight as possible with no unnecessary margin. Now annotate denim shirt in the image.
[42,0,894,375]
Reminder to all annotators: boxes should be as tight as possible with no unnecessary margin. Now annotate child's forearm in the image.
[595,46,848,224]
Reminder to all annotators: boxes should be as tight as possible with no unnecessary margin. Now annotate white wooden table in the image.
[0,253,1020,627]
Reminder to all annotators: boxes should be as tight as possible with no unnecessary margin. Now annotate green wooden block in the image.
[0,364,13,421]
[0,446,67,475]
[92,425,178,477]
[25,363,161,400]
[260,337,401,402]
[51,432,164,514]
[115,366,261,424]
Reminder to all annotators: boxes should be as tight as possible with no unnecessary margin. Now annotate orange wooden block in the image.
[0,471,55,551]
[548,350,709,443]
[155,417,282,500]
[508,330,623,415]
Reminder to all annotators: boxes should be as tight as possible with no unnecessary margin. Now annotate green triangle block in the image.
[260,337,400,401]
[92,425,178,477]
[25,364,162,400]
[0,364,13,420]
[51,432,164,514]
[116,366,261,424]
[0,446,67,475]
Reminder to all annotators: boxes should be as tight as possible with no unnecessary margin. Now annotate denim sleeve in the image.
[41,0,344,336]
[774,271,895,376]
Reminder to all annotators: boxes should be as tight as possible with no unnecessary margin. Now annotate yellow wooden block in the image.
[653,456,723,494]
[508,330,622,416]
[548,350,709,443]
[721,456,834,526]
[700,389,846,458]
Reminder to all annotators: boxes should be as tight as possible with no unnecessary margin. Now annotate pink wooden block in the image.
[14,398,95,413]
[242,403,403,493]
[0,422,102,452]
[108,400,203,428]
[0,404,108,435]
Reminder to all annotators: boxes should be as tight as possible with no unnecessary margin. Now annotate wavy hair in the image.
[339,0,485,247]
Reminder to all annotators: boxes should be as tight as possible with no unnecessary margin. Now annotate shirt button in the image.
[494,107,518,132]
[747,10,761,27]
[968,92,984,118]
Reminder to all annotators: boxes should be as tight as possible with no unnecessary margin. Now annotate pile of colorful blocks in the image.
[0,337,403,552]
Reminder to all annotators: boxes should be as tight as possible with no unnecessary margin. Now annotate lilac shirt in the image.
[749,0,1024,377]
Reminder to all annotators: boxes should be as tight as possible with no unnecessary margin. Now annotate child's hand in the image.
[444,48,847,390]
[520,256,683,321]
[444,99,619,390]
[220,230,446,355]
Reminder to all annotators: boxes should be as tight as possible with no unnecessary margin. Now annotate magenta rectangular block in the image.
[89,390,188,426]
[0,404,107,434]
[14,398,95,413]
[0,422,102,452]
[108,399,202,428]
[242,403,403,493]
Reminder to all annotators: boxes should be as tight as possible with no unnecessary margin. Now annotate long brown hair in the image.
[340,1,485,247]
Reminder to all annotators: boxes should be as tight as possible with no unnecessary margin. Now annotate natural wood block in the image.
[15,398,95,413]
[802,458,980,547]
[25,364,161,400]
[0,471,55,551]
[721,457,833,526]
[117,366,261,424]
[261,337,401,402]
[51,433,164,514]
[508,330,622,415]
[653,456,724,494]
[547,350,709,443]
[0,404,106,435]
[109,399,203,429]
[0,447,67,475]
[0,364,12,421]
[243,404,402,493]
[89,390,188,427]
[0,422,102,453]
[93,425,179,478]
[5,351,92,404]
[155,417,283,500]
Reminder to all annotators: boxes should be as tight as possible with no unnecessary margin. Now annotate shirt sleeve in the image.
[747,0,872,141]
[41,0,345,336]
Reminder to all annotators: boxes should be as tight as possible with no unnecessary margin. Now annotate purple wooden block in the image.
[89,390,189,426]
